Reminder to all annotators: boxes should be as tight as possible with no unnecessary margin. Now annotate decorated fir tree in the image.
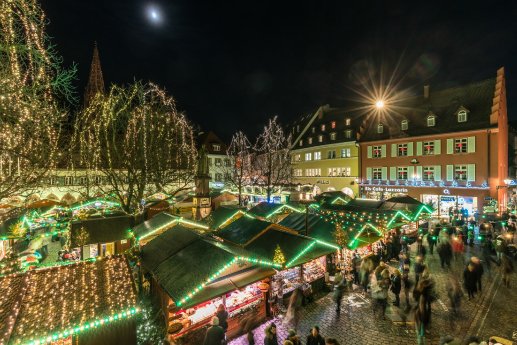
[273,244,286,266]
[333,223,347,248]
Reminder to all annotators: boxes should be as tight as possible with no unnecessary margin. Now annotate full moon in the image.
[146,5,162,24]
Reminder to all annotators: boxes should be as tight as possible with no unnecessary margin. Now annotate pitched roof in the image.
[206,207,246,229]
[216,216,271,245]
[197,131,227,154]
[0,256,137,345]
[359,77,496,141]
[248,202,304,218]
[70,215,133,247]
[279,213,337,245]
[132,212,179,240]
[141,225,275,308]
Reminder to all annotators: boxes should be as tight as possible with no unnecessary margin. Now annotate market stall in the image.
[140,225,280,344]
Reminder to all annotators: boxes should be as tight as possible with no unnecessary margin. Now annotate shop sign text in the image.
[363,186,408,193]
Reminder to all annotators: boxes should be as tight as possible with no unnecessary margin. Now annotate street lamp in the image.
[375,100,385,109]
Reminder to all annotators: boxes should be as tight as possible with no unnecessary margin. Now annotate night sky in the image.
[42,0,517,141]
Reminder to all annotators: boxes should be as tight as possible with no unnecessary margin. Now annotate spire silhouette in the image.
[84,41,105,107]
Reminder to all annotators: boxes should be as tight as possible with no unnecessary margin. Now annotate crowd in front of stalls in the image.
[131,195,433,345]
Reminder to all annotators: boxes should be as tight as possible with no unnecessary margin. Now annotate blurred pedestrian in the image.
[306,326,325,345]
[247,330,255,345]
[463,263,478,300]
[215,304,228,333]
[427,231,437,255]
[390,269,402,307]
[401,270,413,309]
[286,329,301,345]
[494,235,507,264]
[446,276,463,315]
[452,234,464,261]
[501,254,514,288]
[352,252,361,285]
[414,256,426,285]
[285,288,303,330]
[417,236,427,258]
[470,257,484,292]
[414,295,431,345]
[264,323,278,345]
[203,317,225,345]
[372,269,390,319]
[333,277,346,314]
[325,339,340,345]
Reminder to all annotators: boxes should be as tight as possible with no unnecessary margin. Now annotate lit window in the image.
[305,153,312,161]
[377,124,383,133]
[397,167,408,180]
[296,125,300,132]
[311,127,316,133]
[427,115,436,127]
[345,118,351,126]
[422,166,435,181]
[64,176,73,186]
[345,130,352,139]
[79,176,87,185]
[401,120,408,131]
[314,152,321,160]
[293,169,302,177]
[299,140,303,146]
[341,148,351,158]
[308,137,313,144]
[454,165,467,181]
[330,132,337,140]
[331,121,336,129]
[423,141,434,155]
[327,150,336,159]
[458,110,467,123]
[215,158,222,166]
[294,154,301,162]
[343,167,351,176]
[398,143,408,157]
[207,158,213,166]
[372,145,382,158]
[454,138,468,153]
[213,144,221,151]
[305,168,321,177]
[318,135,323,142]
[321,124,326,131]
[373,168,382,180]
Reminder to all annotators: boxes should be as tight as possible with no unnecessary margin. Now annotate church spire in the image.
[84,41,105,107]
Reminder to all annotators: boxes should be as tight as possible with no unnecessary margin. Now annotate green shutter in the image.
[434,166,441,181]
[390,167,396,180]
[416,166,422,180]
[366,167,372,180]
[381,145,386,158]
[467,136,476,153]
[391,144,397,157]
[434,140,441,154]
[467,164,476,181]
[407,142,414,156]
[446,165,454,181]
[381,167,387,180]
[447,139,453,154]
[367,146,372,158]
[416,142,422,156]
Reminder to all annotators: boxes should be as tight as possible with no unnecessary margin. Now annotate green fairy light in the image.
[286,241,316,268]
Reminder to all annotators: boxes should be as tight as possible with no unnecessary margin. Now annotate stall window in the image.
[327,150,336,159]
[305,153,312,161]
[398,143,408,157]
[422,166,435,181]
[454,138,468,153]
[397,167,408,180]
[373,168,382,180]
[454,165,467,181]
[373,145,382,158]
[314,151,321,160]
[341,148,351,158]
[423,141,435,155]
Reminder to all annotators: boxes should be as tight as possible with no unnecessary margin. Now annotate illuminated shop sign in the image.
[363,186,408,193]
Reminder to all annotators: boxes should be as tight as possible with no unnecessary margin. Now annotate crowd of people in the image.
[203,216,515,345]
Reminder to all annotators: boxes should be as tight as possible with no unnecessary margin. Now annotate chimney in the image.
[423,85,430,99]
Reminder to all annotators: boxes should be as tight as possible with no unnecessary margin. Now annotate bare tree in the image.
[72,82,197,213]
[0,0,75,201]
[224,131,252,205]
[253,116,292,202]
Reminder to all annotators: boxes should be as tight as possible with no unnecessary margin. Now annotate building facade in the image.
[290,105,361,199]
[359,68,508,216]
[198,131,230,189]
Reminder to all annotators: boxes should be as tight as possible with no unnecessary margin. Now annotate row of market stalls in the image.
[133,195,432,344]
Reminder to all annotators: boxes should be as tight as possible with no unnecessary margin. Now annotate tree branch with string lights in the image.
[72,82,197,213]
[0,0,75,202]
[223,131,253,206]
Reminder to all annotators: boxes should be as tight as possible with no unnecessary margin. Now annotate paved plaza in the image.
[230,242,517,345]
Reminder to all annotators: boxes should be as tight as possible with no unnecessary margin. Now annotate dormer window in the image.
[318,135,323,142]
[377,124,384,134]
[427,115,436,127]
[308,137,313,144]
[321,124,326,131]
[299,139,303,146]
[213,144,221,151]
[458,110,467,123]
[330,132,337,140]
[311,127,315,133]
[401,120,408,131]
[345,118,351,126]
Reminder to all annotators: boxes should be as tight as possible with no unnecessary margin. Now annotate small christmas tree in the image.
[333,223,347,248]
[273,244,286,266]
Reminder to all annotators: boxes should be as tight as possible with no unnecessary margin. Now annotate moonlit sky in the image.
[42,0,517,140]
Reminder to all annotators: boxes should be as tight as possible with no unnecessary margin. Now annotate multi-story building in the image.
[197,131,229,189]
[359,68,508,216]
[290,105,361,199]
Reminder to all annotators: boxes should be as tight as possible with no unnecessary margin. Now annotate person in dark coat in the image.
[469,257,484,292]
[306,326,325,345]
[414,256,426,285]
[390,269,402,306]
[215,304,229,333]
[437,240,452,269]
[333,278,346,314]
[446,275,463,315]
[203,317,225,345]
[463,263,478,300]
[427,230,437,255]
[264,323,278,345]
[286,329,301,345]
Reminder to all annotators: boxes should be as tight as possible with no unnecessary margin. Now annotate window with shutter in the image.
[381,167,387,180]
[367,146,373,158]
[434,166,441,181]
[416,142,423,156]
[390,167,396,180]
[391,144,397,157]
[366,167,372,180]
[407,142,414,156]
[381,145,386,158]
[416,166,422,180]
[434,140,441,155]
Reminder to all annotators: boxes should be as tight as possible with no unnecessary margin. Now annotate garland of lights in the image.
[286,242,316,268]
[134,216,208,242]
